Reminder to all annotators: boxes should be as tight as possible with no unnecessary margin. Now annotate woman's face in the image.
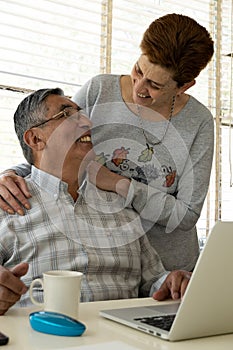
[131,54,179,109]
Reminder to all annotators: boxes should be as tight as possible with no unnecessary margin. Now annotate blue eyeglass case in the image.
[29,311,86,336]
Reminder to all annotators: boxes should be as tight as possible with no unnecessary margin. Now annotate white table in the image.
[1,297,233,350]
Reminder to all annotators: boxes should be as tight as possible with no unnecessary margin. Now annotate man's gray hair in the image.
[14,88,64,164]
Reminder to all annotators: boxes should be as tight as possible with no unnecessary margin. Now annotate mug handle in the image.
[29,278,44,307]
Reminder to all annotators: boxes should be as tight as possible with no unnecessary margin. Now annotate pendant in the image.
[138,144,154,162]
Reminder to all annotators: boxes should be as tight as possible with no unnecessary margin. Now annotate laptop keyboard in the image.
[134,314,176,331]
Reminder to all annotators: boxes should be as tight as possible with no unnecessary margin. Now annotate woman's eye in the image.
[135,64,143,76]
[150,83,161,90]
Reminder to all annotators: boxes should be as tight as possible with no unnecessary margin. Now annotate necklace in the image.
[136,95,176,150]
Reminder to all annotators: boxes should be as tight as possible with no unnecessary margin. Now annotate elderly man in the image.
[0,88,191,315]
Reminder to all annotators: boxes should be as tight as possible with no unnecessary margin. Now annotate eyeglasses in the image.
[29,106,83,129]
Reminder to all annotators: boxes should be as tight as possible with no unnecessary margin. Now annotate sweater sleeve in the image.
[3,163,31,177]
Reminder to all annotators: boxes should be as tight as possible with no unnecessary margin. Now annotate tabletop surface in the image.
[1,297,233,350]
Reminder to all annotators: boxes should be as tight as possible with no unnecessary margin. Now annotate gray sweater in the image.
[14,74,214,271]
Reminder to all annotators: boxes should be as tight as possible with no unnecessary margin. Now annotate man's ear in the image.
[177,80,196,95]
[23,129,46,151]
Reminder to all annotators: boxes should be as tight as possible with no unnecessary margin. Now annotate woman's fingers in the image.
[0,173,31,214]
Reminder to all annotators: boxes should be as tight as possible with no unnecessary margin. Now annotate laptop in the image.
[100,221,233,341]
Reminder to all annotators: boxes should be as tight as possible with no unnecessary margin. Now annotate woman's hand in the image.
[87,161,131,198]
[0,171,31,215]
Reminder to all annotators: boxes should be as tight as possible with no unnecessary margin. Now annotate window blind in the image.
[0,0,233,240]
[0,0,102,93]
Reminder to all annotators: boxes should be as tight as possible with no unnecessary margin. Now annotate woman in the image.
[0,14,214,271]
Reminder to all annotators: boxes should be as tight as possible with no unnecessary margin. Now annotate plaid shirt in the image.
[0,166,167,306]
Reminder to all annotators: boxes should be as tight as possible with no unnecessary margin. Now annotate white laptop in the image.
[100,221,233,341]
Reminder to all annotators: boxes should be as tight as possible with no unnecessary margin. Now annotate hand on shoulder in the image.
[0,171,31,215]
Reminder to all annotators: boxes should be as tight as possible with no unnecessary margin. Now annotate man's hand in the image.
[0,171,31,215]
[153,270,192,301]
[0,263,29,315]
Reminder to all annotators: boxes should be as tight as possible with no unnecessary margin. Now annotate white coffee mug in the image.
[29,270,83,319]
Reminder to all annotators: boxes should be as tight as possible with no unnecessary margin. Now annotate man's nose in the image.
[79,113,93,128]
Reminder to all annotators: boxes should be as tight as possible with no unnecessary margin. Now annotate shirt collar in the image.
[31,165,68,197]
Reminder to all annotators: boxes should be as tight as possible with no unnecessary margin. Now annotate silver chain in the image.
[136,95,176,148]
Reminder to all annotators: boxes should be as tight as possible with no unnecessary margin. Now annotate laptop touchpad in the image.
[145,303,180,315]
